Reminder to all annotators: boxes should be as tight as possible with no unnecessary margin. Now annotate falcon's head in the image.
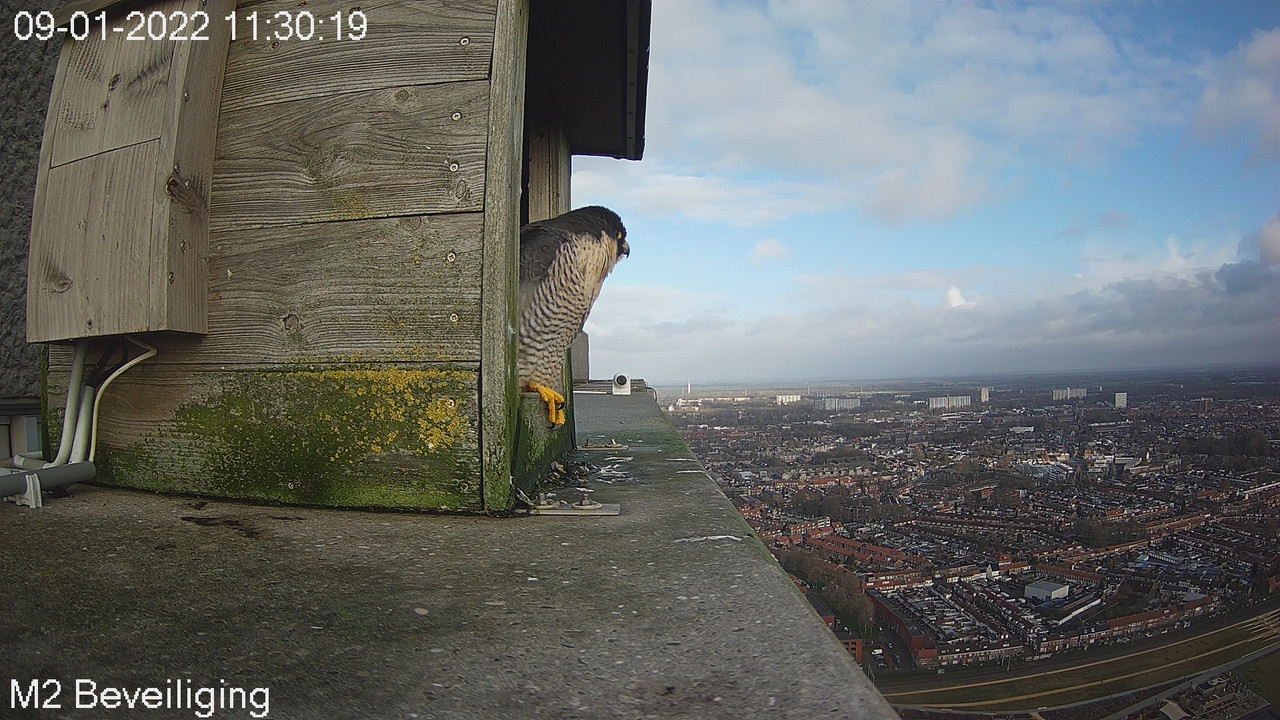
[566,205,629,261]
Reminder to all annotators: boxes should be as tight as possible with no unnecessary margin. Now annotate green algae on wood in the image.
[98,365,483,511]
[510,355,577,497]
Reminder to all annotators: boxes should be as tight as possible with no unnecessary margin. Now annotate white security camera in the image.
[612,373,631,395]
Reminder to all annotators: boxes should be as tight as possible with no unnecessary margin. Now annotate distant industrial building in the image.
[1025,580,1070,601]
[1052,388,1088,401]
[1194,397,1213,413]
[819,397,861,411]
[776,394,803,406]
[1115,392,1127,409]
[928,396,971,410]
[979,387,991,403]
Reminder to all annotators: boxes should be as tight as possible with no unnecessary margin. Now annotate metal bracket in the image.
[530,501,621,516]
[528,490,619,516]
[10,473,44,508]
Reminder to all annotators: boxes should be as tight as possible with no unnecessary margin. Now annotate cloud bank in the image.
[589,231,1280,384]
[575,2,1280,384]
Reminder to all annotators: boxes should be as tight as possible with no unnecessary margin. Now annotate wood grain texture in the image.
[28,141,159,342]
[220,0,496,114]
[26,33,75,343]
[29,0,232,343]
[525,118,571,223]
[203,212,484,364]
[151,0,237,336]
[210,80,489,231]
[479,0,528,511]
[49,1,179,168]
[43,213,484,364]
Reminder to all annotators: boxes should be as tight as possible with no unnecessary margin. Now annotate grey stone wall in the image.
[1,0,62,400]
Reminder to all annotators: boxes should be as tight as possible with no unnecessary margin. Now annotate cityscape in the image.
[659,364,1280,717]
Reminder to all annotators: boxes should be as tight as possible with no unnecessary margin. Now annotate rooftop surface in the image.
[2,385,896,719]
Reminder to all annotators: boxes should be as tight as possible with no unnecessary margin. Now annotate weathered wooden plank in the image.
[479,0,528,511]
[40,210,484,365]
[26,34,75,343]
[200,212,484,363]
[28,141,159,342]
[44,213,484,365]
[525,118,571,223]
[151,0,237,336]
[49,1,179,168]
[30,0,230,343]
[220,0,496,115]
[38,213,485,364]
[46,358,485,510]
[210,80,489,231]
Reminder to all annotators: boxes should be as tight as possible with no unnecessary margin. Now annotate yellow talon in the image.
[527,382,565,426]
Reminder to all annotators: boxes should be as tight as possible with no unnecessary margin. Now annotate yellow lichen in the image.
[276,367,470,459]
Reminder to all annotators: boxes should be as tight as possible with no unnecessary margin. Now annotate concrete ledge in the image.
[1,389,896,719]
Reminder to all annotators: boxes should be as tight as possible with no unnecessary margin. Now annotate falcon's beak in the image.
[619,239,630,259]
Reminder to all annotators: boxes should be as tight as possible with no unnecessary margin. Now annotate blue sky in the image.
[573,1,1280,386]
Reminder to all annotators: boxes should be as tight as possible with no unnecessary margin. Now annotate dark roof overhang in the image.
[525,0,650,160]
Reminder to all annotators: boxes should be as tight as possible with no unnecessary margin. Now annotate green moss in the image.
[512,392,573,495]
[39,347,51,460]
[509,356,578,498]
[100,365,483,511]
[96,444,152,489]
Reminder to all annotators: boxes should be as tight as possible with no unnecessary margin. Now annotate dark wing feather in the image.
[519,221,571,296]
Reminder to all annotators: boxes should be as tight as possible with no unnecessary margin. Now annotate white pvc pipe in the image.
[0,461,97,499]
[13,451,45,471]
[88,336,156,462]
[69,387,96,464]
[11,336,156,480]
[13,340,89,469]
[48,340,90,466]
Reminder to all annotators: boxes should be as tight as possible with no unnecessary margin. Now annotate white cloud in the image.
[748,238,792,264]
[573,160,850,226]
[616,0,1198,225]
[863,140,987,223]
[592,254,1278,384]
[945,286,974,309]
[794,268,1007,307]
[1195,28,1280,160]
[584,285,735,356]
[1080,235,1240,289]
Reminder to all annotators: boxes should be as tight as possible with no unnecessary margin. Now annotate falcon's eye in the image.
[617,232,625,241]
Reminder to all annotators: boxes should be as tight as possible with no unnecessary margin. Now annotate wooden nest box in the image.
[26,0,650,511]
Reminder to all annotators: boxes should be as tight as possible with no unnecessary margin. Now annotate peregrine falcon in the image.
[518,206,629,426]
